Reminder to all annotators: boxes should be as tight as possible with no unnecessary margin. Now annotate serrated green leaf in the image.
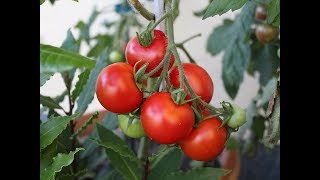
[60,30,80,90]
[164,167,231,180]
[148,146,182,180]
[41,140,57,171]
[203,0,247,19]
[76,7,100,45]
[258,77,277,107]
[267,0,280,26]
[218,2,256,99]
[207,19,234,56]
[40,44,95,73]
[53,90,68,103]
[61,30,80,53]
[40,73,54,87]
[40,0,46,5]
[71,111,99,138]
[71,70,90,101]
[40,148,84,180]
[96,123,142,180]
[225,137,240,150]
[251,43,279,85]
[79,112,118,159]
[75,48,109,117]
[96,164,124,180]
[40,95,63,109]
[40,114,78,150]
[87,34,113,57]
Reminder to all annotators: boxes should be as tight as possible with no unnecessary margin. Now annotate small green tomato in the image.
[109,51,123,63]
[118,114,146,138]
[227,104,246,128]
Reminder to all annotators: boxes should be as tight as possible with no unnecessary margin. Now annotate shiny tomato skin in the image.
[140,92,195,144]
[125,30,174,77]
[169,63,214,103]
[179,117,227,161]
[96,62,143,113]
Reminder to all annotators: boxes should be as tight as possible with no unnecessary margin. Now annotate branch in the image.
[128,0,155,20]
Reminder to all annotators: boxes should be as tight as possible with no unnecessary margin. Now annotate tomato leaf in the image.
[75,48,109,117]
[148,146,182,180]
[40,113,78,150]
[202,0,247,19]
[80,112,118,159]
[267,0,280,27]
[40,0,46,5]
[95,123,143,180]
[263,80,280,148]
[40,140,57,171]
[207,2,255,99]
[71,70,90,101]
[87,34,113,58]
[251,116,266,139]
[258,77,277,107]
[40,95,63,109]
[164,167,231,180]
[75,7,100,45]
[207,19,234,56]
[40,72,54,87]
[40,44,95,73]
[251,42,279,86]
[40,148,84,180]
[71,111,99,138]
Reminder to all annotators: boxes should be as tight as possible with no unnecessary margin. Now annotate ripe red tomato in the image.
[140,92,195,144]
[125,30,174,77]
[255,24,279,44]
[169,63,214,103]
[179,117,227,161]
[96,62,143,113]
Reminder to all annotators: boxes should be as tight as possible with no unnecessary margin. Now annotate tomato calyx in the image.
[136,21,155,47]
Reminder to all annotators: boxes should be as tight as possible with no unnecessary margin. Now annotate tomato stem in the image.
[127,0,155,21]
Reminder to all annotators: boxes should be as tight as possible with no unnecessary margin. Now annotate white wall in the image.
[40,0,259,115]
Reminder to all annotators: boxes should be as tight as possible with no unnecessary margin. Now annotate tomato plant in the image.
[140,92,195,144]
[96,62,143,113]
[40,0,279,179]
[180,117,227,161]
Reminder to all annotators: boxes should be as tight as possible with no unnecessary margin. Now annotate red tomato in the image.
[125,30,174,77]
[96,62,143,113]
[169,63,214,103]
[140,92,195,144]
[179,117,227,161]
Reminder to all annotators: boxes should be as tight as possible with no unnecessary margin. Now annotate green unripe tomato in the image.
[109,51,123,63]
[118,114,146,138]
[227,104,246,128]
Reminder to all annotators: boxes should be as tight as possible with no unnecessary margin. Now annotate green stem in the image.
[177,33,201,45]
[138,137,148,159]
[150,11,171,31]
[127,0,155,20]
[153,51,171,91]
[176,45,196,64]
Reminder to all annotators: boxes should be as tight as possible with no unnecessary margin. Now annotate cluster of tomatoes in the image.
[96,30,246,161]
[255,4,279,44]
